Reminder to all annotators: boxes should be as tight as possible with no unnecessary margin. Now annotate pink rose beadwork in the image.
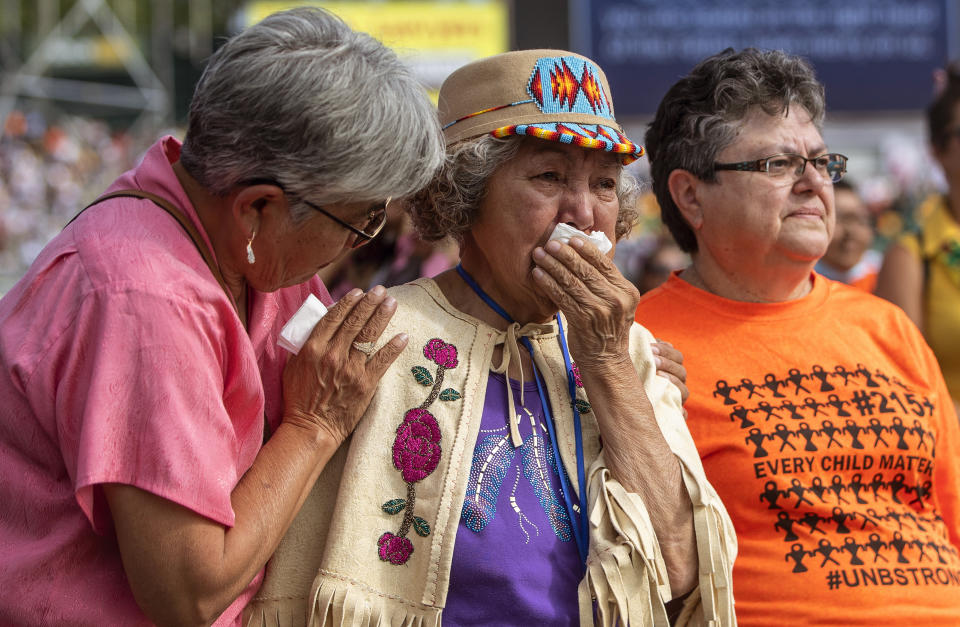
[378,338,462,565]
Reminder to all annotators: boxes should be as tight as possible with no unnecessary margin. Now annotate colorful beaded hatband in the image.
[438,49,643,164]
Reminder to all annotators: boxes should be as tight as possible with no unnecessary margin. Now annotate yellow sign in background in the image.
[242,1,509,96]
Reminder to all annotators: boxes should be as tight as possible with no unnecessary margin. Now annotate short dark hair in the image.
[644,48,825,253]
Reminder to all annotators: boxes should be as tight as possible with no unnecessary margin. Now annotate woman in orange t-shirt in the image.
[636,48,960,626]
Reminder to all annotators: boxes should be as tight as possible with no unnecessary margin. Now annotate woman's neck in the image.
[171,161,248,325]
[434,268,514,330]
[436,260,555,331]
[682,257,813,303]
[453,246,556,326]
[432,268,540,380]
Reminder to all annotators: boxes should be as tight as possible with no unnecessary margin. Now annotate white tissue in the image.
[549,223,613,254]
[278,294,329,354]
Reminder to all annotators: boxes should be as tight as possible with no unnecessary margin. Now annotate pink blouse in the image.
[0,137,331,625]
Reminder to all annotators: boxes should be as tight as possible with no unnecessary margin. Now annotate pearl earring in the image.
[246,230,256,264]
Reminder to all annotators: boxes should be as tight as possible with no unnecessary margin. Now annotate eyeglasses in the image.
[299,198,389,248]
[242,178,389,248]
[714,153,848,183]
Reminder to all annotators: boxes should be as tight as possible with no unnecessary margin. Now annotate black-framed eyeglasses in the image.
[714,153,848,184]
[242,178,389,248]
[299,198,389,248]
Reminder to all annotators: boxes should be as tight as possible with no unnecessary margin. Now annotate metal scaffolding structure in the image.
[0,0,213,134]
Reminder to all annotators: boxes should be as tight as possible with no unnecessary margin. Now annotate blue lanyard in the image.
[456,264,589,568]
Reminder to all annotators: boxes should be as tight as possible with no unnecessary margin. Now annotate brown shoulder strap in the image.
[70,189,239,315]
[71,189,270,439]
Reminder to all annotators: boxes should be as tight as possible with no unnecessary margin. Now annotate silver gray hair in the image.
[179,7,444,221]
[407,135,640,243]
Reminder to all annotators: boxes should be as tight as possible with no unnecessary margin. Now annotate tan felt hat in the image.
[438,49,643,163]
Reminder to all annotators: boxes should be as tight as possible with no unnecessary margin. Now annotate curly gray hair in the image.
[407,136,640,244]
[644,48,825,253]
[179,7,444,222]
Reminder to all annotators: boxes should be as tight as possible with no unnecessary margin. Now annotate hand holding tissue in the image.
[278,294,329,354]
[548,223,613,254]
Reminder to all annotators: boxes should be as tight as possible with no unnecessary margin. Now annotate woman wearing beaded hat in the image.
[247,50,736,626]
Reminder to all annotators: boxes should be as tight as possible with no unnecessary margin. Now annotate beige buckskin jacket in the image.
[245,278,736,626]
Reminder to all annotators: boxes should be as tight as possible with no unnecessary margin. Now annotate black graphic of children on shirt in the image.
[711,363,955,580]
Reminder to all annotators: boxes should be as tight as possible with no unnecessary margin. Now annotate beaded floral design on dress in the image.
[378,338,462,565]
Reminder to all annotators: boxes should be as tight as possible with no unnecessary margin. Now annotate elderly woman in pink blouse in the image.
[0,8,445,626]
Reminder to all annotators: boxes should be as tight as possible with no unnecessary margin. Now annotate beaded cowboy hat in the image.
[438,49,643,164]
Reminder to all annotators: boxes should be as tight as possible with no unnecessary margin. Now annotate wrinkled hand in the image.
[531,237,639,367]
[282,286,408,446]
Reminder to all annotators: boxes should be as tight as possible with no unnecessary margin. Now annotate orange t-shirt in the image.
[635,272,960,626]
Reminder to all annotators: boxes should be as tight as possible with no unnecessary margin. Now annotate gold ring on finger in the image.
[351,340,376,356]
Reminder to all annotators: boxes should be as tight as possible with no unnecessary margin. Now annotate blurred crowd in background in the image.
[1,0,954,299]
[0,107,947,299]
[0,111,139,291]
[0,109,468,296]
